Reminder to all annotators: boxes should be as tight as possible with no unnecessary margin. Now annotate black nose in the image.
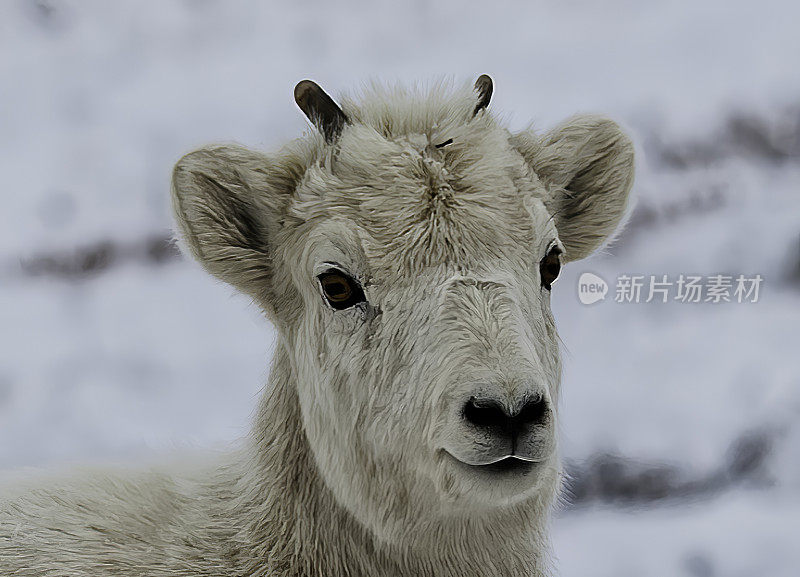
[462,396,548,435]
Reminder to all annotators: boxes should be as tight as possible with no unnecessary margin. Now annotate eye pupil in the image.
[318,270,366,310]
[323,278,350,301]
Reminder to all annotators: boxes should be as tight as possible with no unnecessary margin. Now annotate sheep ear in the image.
[515,115,635,262]
[171,145,295,311]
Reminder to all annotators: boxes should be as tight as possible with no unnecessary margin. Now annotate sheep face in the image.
[171,79,634,546]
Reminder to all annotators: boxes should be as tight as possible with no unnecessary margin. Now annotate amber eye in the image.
[539,245,562,291]
[317,269,367,310]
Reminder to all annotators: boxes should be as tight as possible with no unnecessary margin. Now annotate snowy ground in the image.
[2,1,799,575]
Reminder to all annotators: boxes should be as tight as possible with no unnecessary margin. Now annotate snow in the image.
[1,0,799,574]
[554,490,800,577]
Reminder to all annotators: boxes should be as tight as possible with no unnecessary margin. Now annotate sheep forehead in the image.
[292,127,552,277]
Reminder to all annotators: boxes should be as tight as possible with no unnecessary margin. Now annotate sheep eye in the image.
[539,245,562,291]
[318,269,366,310]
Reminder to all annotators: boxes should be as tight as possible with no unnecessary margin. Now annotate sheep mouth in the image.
[444,451,539,476]
[476,456,537,475]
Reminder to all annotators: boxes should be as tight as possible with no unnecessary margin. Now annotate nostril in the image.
[462,395,549,435]
[463,397,510,429]
[516,395,548,426]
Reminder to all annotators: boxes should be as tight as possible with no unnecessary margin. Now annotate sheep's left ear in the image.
[514,115,635,262]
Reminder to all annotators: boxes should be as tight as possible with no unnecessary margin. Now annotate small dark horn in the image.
[294,80,349,143]
[473,74,493,115]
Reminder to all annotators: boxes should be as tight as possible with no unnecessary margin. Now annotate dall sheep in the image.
[0,75,634,576]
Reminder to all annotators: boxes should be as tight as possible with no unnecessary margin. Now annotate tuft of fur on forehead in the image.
[340,79,492,140]
[290,82,544,273]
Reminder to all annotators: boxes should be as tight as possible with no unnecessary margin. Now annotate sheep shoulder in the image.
[0,460,240,577]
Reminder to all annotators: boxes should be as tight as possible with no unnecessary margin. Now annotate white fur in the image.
[0,80,634,576]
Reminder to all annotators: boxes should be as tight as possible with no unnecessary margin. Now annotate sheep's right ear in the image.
[171,145,295,310]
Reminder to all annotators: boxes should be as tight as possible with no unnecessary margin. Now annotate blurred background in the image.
[1,1,799,575]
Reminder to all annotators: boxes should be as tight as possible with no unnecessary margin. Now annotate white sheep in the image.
[0,76,634,576]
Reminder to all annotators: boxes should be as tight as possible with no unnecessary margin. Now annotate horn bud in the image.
[473,74,493,115]
[294,80,349,143]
